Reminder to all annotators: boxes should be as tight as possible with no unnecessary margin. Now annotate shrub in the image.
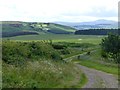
[101,34,120,63]
[2,40,62,65]
[51,52,62,60]
[101,50,108,58]
[61,49,70,55]
[52,44,67,49]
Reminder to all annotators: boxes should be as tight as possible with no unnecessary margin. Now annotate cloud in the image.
[84,7,117,17]
[0,0,119,22]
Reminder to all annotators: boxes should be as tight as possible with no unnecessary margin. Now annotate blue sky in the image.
[0,0,119,22]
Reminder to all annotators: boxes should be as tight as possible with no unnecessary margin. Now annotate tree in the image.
[101,34,120,63]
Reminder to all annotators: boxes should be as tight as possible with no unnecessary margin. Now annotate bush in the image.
[52,44,67,49]
[101,50,108,58]
[2,40,62,64]
[61,49,70,55]
[51,52,62,60]
[101,34,120,63]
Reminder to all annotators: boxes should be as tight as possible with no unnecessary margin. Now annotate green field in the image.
[3,34,105,44]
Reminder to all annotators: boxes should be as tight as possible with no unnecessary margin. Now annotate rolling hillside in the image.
[2,21,76,37]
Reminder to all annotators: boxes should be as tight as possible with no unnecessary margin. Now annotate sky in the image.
[0,0,119,22]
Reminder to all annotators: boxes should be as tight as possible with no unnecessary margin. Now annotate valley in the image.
[1,21,119,88]
[1,0,119,89]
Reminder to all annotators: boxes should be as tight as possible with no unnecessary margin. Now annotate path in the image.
[63,51,119,88]
[77,64,118,88]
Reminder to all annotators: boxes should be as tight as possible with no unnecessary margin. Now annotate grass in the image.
[2,60,87,88]
[3,34,105,44]
[2,40,88,88]
[2,21,76,36]
[5,34,120,89]
[3,34,114,88]
[72,48,118,75]
[74,73,88,88]
[49,24,76,32]
[77,60,118,75]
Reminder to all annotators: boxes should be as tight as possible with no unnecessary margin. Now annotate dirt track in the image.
[77,64,118,88]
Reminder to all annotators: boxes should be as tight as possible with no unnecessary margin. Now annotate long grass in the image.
[2,60,87,88]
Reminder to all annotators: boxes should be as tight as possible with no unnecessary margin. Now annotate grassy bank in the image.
[2,60,87,88]
[72,49,118,75]
[77,60,118,75]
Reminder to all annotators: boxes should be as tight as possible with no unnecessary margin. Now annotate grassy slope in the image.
[2,21,76,35]
[3,60,87,88]
[48,23,76,33]
[2,21,32,32]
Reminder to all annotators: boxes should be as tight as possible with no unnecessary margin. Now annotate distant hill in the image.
[1,21,76,37]
[55,19,118,30]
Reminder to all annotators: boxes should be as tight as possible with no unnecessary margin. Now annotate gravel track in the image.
[77,64,118,88]
[64,50,118,88]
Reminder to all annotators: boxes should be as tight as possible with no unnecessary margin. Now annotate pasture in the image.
[3,34,105,44]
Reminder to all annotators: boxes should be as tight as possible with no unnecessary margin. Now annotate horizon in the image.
[1,19,117,23]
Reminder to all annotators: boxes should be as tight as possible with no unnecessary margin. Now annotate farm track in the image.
[77,64,118,88]
[64,51,118,88]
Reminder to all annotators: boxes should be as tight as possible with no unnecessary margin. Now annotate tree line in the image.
[75,29,119,35]
[2,31,39,37]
